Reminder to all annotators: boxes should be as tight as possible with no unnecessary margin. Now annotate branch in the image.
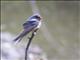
[25,32,36,60]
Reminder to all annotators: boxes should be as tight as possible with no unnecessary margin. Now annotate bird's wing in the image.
[23,21,38,30]
[19,21,38,38]
[13,21,38,42]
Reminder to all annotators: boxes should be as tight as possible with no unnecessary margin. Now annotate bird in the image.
[13,14,42,43]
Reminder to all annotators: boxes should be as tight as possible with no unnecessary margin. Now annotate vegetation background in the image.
[1,1,80,60]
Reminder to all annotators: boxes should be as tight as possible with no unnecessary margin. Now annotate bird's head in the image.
[32,14,42,21]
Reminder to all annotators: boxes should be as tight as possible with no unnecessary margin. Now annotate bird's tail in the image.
[13,30,28,43]
[13,35,23,43]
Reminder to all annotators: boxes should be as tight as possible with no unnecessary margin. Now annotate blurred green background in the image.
[1,1,80,60]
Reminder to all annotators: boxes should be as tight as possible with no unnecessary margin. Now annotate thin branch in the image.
[25,32,36,60]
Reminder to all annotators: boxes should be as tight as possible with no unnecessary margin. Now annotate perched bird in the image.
[13,14,42,43]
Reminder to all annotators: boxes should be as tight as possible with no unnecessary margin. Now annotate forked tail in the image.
[13,30,28,43]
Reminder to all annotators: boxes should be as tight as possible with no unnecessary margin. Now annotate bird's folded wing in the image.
[23,21,38,29]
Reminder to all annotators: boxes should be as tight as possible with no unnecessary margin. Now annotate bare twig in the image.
[25,32,36,60]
